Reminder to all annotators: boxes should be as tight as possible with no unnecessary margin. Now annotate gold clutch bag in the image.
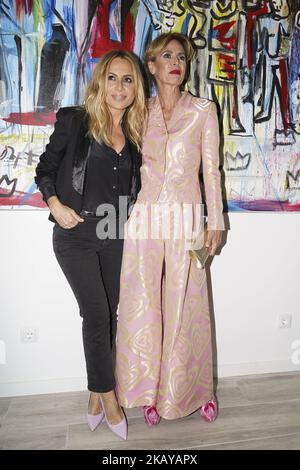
[188,215,209,269]
[189,246,210,269]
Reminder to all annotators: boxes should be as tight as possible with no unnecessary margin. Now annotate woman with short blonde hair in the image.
[116,33,225,425]
[144,32,194,85]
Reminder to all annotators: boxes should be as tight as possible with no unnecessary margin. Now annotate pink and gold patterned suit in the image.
[116,91,224,419]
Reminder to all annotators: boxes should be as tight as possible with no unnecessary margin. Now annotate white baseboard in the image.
[0,360,299,397]
[216,359,300,378]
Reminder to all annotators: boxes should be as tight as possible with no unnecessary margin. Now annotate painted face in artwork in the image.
[187,0,212,11]
[211,0,237,18]
[269,0,290,18]
[242,0,263,10]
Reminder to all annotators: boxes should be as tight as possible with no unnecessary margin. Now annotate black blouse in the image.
[82,138,132,214]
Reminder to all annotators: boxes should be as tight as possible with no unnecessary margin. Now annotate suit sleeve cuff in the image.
[36,176,57,203]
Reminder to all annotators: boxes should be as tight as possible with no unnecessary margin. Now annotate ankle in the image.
[88,392,102,414]
[100,393,123,423]
[100,390,119,409]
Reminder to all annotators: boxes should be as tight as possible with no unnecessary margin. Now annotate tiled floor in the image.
[1,371,300,450]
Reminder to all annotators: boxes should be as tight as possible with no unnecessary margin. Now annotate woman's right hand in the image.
[47,196,84,229]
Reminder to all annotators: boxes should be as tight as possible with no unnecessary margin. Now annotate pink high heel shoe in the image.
[199,396,218,423]
[100,397,128,440]
[87,394,104,431]
[87,411,104,431]
[143,406,161,426]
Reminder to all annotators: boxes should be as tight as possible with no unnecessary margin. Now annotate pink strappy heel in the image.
[199,396,218,422]
[143,406,161,426]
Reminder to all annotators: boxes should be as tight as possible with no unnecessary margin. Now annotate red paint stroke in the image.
[0,188,46,208]
[3,112,56,126]
[214,20,236,51]
[16,0,34,18]
[232,85,238,119]
[279,58,289,130]
[218,53,236,80]
[246,1,269,70]
[90,0,134,58]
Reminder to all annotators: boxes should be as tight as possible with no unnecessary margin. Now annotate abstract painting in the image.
[0,0,299,211]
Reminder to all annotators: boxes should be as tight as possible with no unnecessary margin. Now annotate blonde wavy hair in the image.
[85,50,146,150]
[144,33,194,86]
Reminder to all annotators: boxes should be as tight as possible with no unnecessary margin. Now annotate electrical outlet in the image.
[21,328,38,343]
[277,314,292,329]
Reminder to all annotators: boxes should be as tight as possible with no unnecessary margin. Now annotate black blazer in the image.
[35,107,141,222]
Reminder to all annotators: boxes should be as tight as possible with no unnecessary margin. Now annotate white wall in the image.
[1,210,300,397]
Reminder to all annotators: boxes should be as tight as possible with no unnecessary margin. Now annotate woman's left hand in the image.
[204,230,223,256]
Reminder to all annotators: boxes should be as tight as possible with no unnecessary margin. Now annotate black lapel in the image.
[72,109,90,165]
[127,140,141,206]
[71,109,92,195]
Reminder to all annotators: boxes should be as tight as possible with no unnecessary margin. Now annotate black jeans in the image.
[53,218,124,392]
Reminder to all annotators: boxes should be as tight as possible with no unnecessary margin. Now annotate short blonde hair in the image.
[144,33,194,84]
[85,50,146,150]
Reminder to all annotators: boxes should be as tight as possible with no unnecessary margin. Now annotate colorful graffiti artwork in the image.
[0,0,299,211]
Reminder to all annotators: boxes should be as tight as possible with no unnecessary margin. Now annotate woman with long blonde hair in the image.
[35,50,146,440]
